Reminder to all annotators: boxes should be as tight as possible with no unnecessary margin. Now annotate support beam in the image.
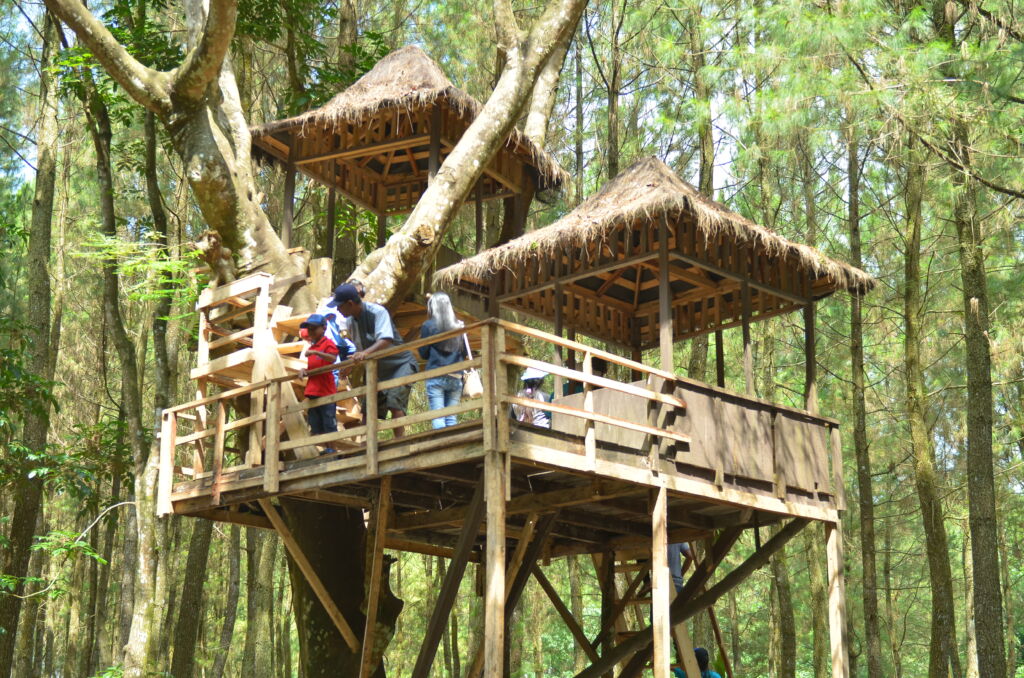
[358,477,392,678]
[484,450,507,678]
[410,481,486,678]
[741,281,753,395]
[428,103,442,182]
[826,521,849,678]
[658,218,674,372]
[715,329,725,388]
[282,163,296,249]
[326,186,337,261]
[503,513,559,674]
[532,564,601,663]
[475,180,484,253]
[651,487,671,677]
[258,499,360,653]
[804,303,818,413]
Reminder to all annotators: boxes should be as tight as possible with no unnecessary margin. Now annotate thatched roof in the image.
[437,157,874,294]
[250,45,568,189]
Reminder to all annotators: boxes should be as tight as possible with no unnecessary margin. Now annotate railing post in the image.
[211,401,226,505]
[366,359,379,475]
[583,351,596,470]
[265,382,281,493]
[830,426,845,510]
[157,411,176,516]
[481,323,495,452]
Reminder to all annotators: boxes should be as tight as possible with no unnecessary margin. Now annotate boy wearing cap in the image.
[299,313,350,454]
[327,283,419,437]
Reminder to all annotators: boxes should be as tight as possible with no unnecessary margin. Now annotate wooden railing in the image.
[157,318,842,515]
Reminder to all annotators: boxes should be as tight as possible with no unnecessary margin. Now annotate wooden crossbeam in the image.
[258,499,361,653]
[294,135,431,166]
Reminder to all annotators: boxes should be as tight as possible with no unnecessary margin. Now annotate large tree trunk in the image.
[210,525,242,678]
[903,143,962,678]
[0,15,60,676]
[242,530,277,677]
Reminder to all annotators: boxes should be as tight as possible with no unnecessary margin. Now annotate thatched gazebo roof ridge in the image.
[437,157,875,349]
[251,46,568,216]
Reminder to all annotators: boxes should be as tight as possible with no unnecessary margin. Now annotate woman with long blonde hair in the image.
[419,292,466,428]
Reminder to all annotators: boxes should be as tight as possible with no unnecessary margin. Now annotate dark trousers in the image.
[307,402,338,436]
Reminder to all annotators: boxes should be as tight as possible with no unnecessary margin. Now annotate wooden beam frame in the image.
[357,477,392,678]
[532,564,601,663]
[258,499,361,653]
[484,450,506,677]
[827,521,849,678]
[651,486,671,677]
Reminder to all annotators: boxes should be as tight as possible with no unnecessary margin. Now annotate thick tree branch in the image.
[43,0,170,113]
[493,0,520,53]
[171,0,238,103]
[523,37,571,146]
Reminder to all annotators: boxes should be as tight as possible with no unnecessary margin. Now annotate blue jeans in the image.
[426,375,463,429]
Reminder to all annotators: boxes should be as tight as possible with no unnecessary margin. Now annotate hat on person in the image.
[326,283,361,308]
[521,367,549,381]
[300,313,328,329]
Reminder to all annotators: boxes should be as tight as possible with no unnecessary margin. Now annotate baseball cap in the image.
[521,367,549,381]
[326,283,361,308]
[300,313,328,329]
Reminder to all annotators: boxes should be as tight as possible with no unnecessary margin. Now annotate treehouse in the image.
[157,155,872,678]
[250,45,568,250]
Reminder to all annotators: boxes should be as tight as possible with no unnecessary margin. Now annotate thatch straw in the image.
[437,157,875,294]
[250,46,569,189]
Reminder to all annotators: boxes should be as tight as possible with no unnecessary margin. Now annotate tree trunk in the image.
[11,515,46,678]
[242,529,277,677]
[0,15,60,676]
[170,520,214,678]
[211,525,242,678]
[769,528,796,678]
[903,143,962,678]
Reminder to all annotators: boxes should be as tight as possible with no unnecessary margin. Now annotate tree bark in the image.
[903,143,962,678]
[210,525,242,678]
[170,520,214,678]
[242,529,277,677]
[0,15,60,676]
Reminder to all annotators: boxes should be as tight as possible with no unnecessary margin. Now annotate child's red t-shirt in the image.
[305,336,339,397]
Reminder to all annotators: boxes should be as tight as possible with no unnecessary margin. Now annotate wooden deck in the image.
[158,316,843,559]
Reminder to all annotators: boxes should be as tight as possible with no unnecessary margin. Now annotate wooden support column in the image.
[595,552,617,678]
[651,486,671,677]
[741,280,753,395]
[583,352,596,470]
[376,213,387,248]
[263,382,281,493]
[484,449,506,678]
[475,180,484,253]
[157,412,175,516]
[804,303,818,413]
[715,329,725,387]
[554,281,565,397]
[428,103,442,182]
[258,499,361,652]
[826,521,849,678]
[211,401,226,505]
[658,219,673,373]
[326,185,337,261]
[358,477,392,678]
[366,360,378,474]
[411,482,486,678]
[282,154,296,249]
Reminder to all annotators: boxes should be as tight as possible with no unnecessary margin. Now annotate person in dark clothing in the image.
[672,647,722,678]
[419,292,467,429]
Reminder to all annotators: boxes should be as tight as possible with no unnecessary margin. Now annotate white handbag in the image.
[461,334,484,398]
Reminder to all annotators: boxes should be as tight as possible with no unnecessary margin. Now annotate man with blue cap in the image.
[328,283,419,437]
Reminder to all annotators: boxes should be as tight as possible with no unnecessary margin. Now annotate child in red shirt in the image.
[299,314,350,454]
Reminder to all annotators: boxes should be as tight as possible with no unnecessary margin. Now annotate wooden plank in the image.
[532,565,600,662]
[482,324,495,451]
[410,481,486,678]
[264,383,281,493]
[211,402,226,505]
[659,218,674,373]
[295,135,431,166]
[826,521,849,678]
[503,395,689,443]
[831,426,846,510]
[503,512,559,676]
[741,281,753,395]
[651,486,671,677]
[157,412,176,516]
[197,273,274,310]
[583,353,596,470]
[259,500,360,652]
[484,449,506,678]
[365,359,378,475]
[358,477,392,678]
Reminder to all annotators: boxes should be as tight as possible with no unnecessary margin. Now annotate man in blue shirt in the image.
[672,647,723,678]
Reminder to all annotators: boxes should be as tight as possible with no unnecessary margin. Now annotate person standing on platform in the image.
[298,313,350,456]
[328,283,419,438]
[672,647,723,678]
[512,368,552,428]
[419,292,467,429]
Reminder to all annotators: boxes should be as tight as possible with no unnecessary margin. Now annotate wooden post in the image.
[264,382,281,493]
[804,303,818,413]
[475,180,484,253]
[282,162,296,249]
[715,329,725,388]
[651,486,671,677]
[658,219,673,373]
[258,499,361,653]
[826,521,849,678]
[481,324,495,452]
[358,476,392,678]
[428,103,442,182]
[249,283,271,468]
[411,482,486,678]
[554,281,564,398]
[484,449,506,678]
[831,426,846,510]
[741,280,753,395]
[583,352,596,470]
[157,411,175,516]
[366,359,379,475]
[326,186,337,261]
[376,213,387,248]
[211,401,226,505]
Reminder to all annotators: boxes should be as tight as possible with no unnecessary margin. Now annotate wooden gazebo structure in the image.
[251,45,567,249]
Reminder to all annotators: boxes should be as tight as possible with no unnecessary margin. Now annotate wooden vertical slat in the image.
[583,352,596,470]
[157,412,175,516]
[658,218,674,371]
[211,401,226,505]
[651,486,671,677]
[826,521,850,678]
[264,382,281,493]
[259,499,361,652]
[484,449,506,678]
[715,328,726,387]
[831,426,846,510]
[366,359,379,475]
[741,280,754,395]
[481,324,495,452]
[358,476,392,678]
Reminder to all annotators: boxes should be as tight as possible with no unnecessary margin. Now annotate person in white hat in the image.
[512,367,552,428]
